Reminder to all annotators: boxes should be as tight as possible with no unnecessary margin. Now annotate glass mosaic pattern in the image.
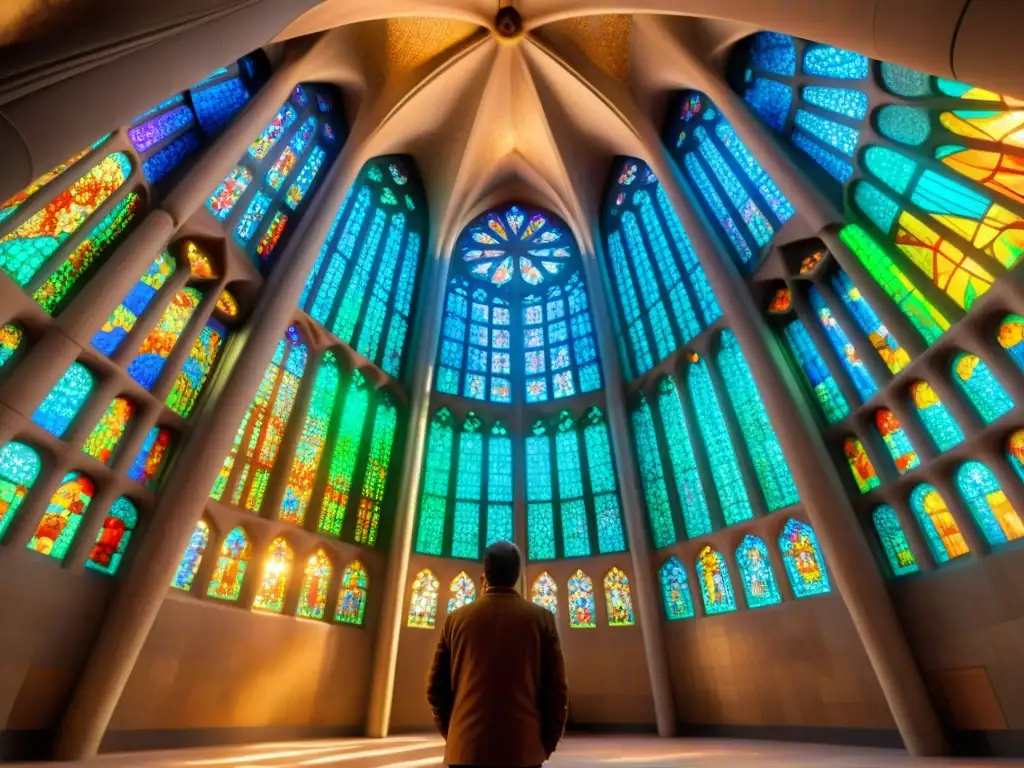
[954,461,1024,545]
[27,472,94,560]
[736,535,781,608]
[952,352,1014,424]
[336,561,368,625]
[778,519,830,598]
[447,572,477,614]
[171,519,210,591]
[568,570,596,628]
[909,483,969,563]
[408,569,439,628]
[532,572,558,615]
[603,568,635,626]
[872,505,919,576]
[656,377,712,538]
[0,441,42,541]
[32,362,94,438]
[252,537,293,613]
[297,550,332,620]
[85,496,138,575]
[697,546,736,615]
[659,557,694,619]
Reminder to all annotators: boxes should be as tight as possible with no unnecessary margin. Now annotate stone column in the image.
[640,125,947,754]
[55,137,366,759]
[580,242,677,738]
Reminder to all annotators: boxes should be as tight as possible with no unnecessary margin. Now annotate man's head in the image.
[482,540,521,589]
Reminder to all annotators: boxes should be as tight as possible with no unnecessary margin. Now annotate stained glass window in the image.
[27,472,94,559]
[717,330,798,510]
[582,408,626,554]
[0,142,97,224]
[416,408,454,555]
[32,361,94,438]
[1008,429,1024,484]
[532,572,557,615]
[697,546,736,615]
[84,496,137,575]
[0,441,42,540]
[126,426,173,490]
[567,570,596,628]
[92,251,175,356]
[874,409,920,475]
[736,535,781,608]
[952,352,1014,424]
[317,368,370,536]
[659,556,694,619]
[603,568,635,626]
[355,395,397,547]
[778,519,830,598]
[447,572,477,613]
[452,415,483,560]
[998,314,1024,371]
[336,560,368,625]
[955,461,1024,545]
[909,380,963,452]
[909,484,969,563]
[486,421,513,546]
[408,569,439,628]
[656,377,711,537]
[252,537,293,613]
[632,397,676,547]
[828,271,911,376]
[80,396,135,465]
[126,287,203,390]
[872,505,919,576]
[527,423,556,561]
[206,527,251,600]
[844,436,880,493]
[171,518,210,591]
[808,286,877,401]
[687,356,753,524]
[166,317,228,418]
[779,318,850,423]
[0,322,24,370]
[297,550,332,620]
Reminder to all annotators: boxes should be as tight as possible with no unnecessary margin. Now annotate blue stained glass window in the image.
[487,423,513,545]
[659,556,694,619]
[528,501,556,560]
[745,78,792,132]
[92,251,175,356]
[235,191,272,244]
[606,231,652,374]
[683,153,754,266]
[714,122,795,224]
[801,86,868,119]
[954,461,1024,545]
[749,32,796,76]
[877,105,931,146]
[780,318,850,423]
[583,409,626,554]
[654,185,721,325]
[802,46,868,79]
[792,132,854,182]
[632,398,676,548]
[808,286,877,401]
[880,63,931,98]
[794,110,860,156]
[192,77,250,135]
[910,381,963,452]
[872,505,919,576]
[656,377,711,537]
[830,270,910,375]
[952,352,1014,424]
[143,131,201,183]
[778,519,831,598]
[736,535,781,608]
[687,358,752,525]
[697,546,737,615]
[32,362,95,437]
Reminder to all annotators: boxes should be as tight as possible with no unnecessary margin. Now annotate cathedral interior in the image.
[1,0,1024,765]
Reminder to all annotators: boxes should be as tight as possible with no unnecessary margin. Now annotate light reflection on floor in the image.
[10,735,1018,767]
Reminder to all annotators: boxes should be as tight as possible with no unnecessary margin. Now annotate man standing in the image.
[427,541,569,768]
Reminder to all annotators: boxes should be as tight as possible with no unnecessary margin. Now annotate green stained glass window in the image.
[656,377,711,537]
[583,407,626,554]
[452,415,483,559]
[355,395,397,546]
[909,381,963,452]
[871,505,919,576]
[85,496,138,575]
[779,519,831,598]
[659,556,694,619]
[415,409,453,555]
[954,461,1024,545]
[336,560,368,625]
[486,421,513,546]
[0,441,42,541]
[952,352,1014,424]
[32,361,95,438]
[318,369,369,535]
[632,397,676,547]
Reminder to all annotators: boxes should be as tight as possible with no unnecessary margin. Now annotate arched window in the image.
[126,287,205,390]
[31,361,95,437]
[27,472,94,559]
[280,351,340,526]
[301,157,427,378]
[829,270,911,374]
[85,496,138,575]
[1007,429,1024,483]
[453,415,483,560]
[532,572,557,615]
[909,484,969,563]
[778,317,850,423]
[808,286,877,401]
[0,142,97,223]
[696,546,737,614]
[416,408,455,556]
[171,518,211,591]
[778,519,831,598]
[1,322,25,369]
[872,505,919,576]
[632,395,676,547]
[716,330,798,510]
[952,352,1014,424]
[206,83,344,274]
[656,377,711,537]
[843,436,880,493]
[211,325,309,511]
[557,412,589,557]
[909,381,963,452]
[601,157,721,375]
[603,567,635,626]
[336,560,368,625]
[82,396,136,465]
[659,557,694,620]
[955,461,1024,545]
[318,368,371,536]
[874,409,920,474]
[0,441,42,540]
[297,549,332,620]
[486,421,513,546]
[355,393,397,546]
[253,537,293,613]
[128,426,174,489]
[206,526,251,601]
[166,315,230,418]
[567,569,596,628]
[408,569,440,628]
[583,407,627,554]
[665,91,795,270]
[997,314,1024,371]
[526,421,556,560]
[92,249,175,356]
[736,535,781,608]
[448,572,477,613]
[686,355,752,524]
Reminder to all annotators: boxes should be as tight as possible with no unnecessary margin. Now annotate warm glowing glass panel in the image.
[27,472,94,560]
[297,549,332,620]
[736,535,781,608]
[252,537,293,613]
[336,561,368,625]
[697,546,736,615]
[779,519,830,598]
[82,396,135,465]
[567,570,596,628]
[659,556,694,619]
[408,569,439,628]
[85,496,138,575]
[909,484,969,563]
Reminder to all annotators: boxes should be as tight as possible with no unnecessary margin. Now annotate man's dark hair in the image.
[483,541,521,588]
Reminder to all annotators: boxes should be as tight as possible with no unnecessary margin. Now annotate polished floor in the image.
[11,736,1019,768]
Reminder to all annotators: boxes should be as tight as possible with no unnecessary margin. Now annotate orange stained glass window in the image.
[253,536,293,613]
[874,408,920,474]
[843,436,880,493]
[27,472,94,560]
[908,484,969,563]
[81,396,136,465]
[336,560,368,625]
[216,290,239,317]
[206,526,251,601]
[768,286,792,313]
[183,240,218,279]
[297,549,332,620]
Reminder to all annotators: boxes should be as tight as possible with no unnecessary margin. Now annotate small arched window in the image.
[32,361,95,438]
[697,545,736,615]
[318,368,372,536]
[778,317,850,423]
[408,569,440,628]
[778,519,830,598]
[909,484,969,563]
[955,461,1024,545]
[656,377,711,537]
[843,436,880,493]
[415,408,455,556]
[567,569,596,628]
[532,572,557,615]
[0,441,42,540]
[27,472,94,559]
[448,572,477,614]
[659,557,694,620]
[736,535,781,608]
[909,381,963,452]
[871,505,919,576]
[874,409,919,474]
[996,314,1024,371]
[0,322,25,369]
[603,567,635,627]
[127,426,175,490]
[632,395,676,547]
[206,526,251,601]
[336,560,368,625]
[253,537,294,613]
[808,286,877,401]
[297,549,332,620]
[85,496,138,575]
[952,352,1014,424]
[829,270,911,374]
[1007,429,1024,483]
[125,286,205,391]
[82,396,136,465]
[92,251,175,356]
[172,518,211,591]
